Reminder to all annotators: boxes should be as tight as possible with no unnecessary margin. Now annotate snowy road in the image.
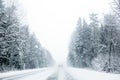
[0,66,120,80]
[0,68,55,80]
[47,66,75,80]
[0,66,76,80]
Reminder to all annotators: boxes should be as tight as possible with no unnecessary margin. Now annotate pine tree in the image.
[68,18,92,68]
[100,14,119,72]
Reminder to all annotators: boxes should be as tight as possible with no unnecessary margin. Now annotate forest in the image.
[1,0,120,75]
[0,0,54,72]
[67,0,120,73]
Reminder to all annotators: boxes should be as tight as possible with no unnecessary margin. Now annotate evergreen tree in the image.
[100,14,120,72]
[0,0,54,72]
[68,18,92,68]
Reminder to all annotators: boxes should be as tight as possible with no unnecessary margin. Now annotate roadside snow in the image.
[66,67,120,80]
[0,68,49,78]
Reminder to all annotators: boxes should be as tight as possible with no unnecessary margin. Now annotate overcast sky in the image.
[21,0,111,63]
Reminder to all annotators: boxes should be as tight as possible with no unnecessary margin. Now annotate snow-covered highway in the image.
[0,66,76,80]
[0,65,120,80]
[0,68,55,80]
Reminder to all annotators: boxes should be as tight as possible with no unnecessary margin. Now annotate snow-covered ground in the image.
[0,68,47,78]
[66,67,120,80]
[0,65,120,80]
[0,67,55,80]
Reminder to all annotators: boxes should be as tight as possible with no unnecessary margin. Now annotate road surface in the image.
[0,66,76,80]
[0,65,120,80]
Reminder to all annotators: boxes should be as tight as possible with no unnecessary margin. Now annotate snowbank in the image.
[0,68,49,78]
[66,67,120,80]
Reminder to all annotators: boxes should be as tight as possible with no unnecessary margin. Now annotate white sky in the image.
[20,0,111,63]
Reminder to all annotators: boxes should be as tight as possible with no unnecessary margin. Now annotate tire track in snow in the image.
[64,72,77,80]
[47,69,58,80]
[47,66,76,80]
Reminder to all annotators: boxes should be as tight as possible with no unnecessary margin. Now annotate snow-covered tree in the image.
[68,18,92,68]
[89,13,100,59]
[113,0,120,17]
[68,13,120,73]
[0,0,54,72]
[100,14,120,72]
[0,0,22,71]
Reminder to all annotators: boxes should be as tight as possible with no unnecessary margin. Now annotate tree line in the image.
[67,0,120,73]
[0,0,54,72]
